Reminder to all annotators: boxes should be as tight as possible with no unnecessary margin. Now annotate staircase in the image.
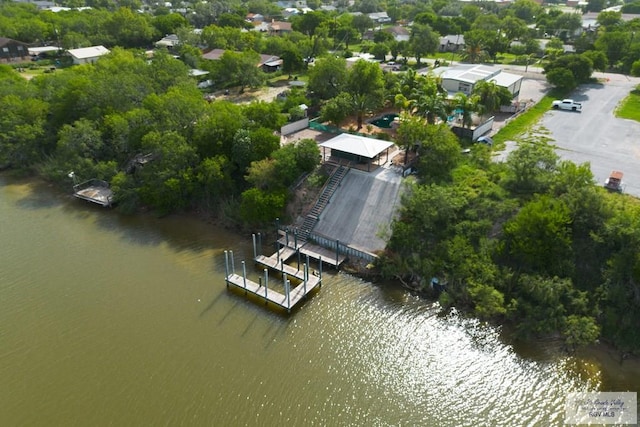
[297,164,349,242]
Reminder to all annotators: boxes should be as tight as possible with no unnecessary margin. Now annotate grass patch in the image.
[615,86,640,122]
[492,89,567,145]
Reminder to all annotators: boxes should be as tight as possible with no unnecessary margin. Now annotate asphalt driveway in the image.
[537,75,640,196]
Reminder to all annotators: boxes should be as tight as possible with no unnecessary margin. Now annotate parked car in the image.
[476,136,493,146]
[604,170,624,192]
[552,99,582,111]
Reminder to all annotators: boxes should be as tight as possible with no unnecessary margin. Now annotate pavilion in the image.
[319,133,396,172]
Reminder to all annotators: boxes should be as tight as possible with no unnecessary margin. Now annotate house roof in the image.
[29,46,61,55]
[441,34,465,45]
[320,133,395,159]
[385,26,409,36]
[68,45,110,60]
[369,12,390,20]
[486,70,522,88]
[202,48,225,60]
[189,68,209,77]
[0,37,29,48]
[156,34,179,47]
[269,21,292,31]
[436,64,501,84]
[202,49,281,67]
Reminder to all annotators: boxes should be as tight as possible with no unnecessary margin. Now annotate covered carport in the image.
[319,133,396,172]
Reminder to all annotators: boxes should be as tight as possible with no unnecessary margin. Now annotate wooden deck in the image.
[224,248,321,313]
[225,272,320,311]
[223,230,351,312]
[73,180,113,207]
[276,237,347,268]
[299,243,347,268]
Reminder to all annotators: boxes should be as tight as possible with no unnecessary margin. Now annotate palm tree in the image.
[472,80,512,121]
[453,93,479,129]
[409,74,450,124]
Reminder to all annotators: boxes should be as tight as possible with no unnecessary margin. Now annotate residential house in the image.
[202,48,226,61]
[155,34,180,50]
[0,37,31,63]
[268,20,293,36]
[259,54,283,72]
[384,26,410,42]
[429,64,522,98]
[439,34,465,52]
[282,8,300,19]
[202,49,282,72]
[246,13,264,23]
[368,12,391,24]
[67,45,110,65]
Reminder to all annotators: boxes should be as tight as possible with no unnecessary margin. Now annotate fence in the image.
[306,231,378,264]
[278,225,377,264]
[281,117,309,136]
[450,116,494,141]
[309,119,343,134]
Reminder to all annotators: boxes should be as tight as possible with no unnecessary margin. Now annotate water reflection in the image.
[1,175,635,427]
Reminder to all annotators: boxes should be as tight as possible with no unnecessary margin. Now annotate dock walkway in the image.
[224,245,322,313]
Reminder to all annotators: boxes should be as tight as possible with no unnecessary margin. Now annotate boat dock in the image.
[72,179,113,207]
[224,232,352,312]
[224,247,322,313]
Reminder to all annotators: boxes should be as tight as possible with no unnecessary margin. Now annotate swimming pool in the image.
[369,113,399,128]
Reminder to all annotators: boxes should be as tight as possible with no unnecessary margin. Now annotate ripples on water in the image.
[0,177,630,427]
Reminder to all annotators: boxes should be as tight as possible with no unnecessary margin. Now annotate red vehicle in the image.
[604,170,624,192]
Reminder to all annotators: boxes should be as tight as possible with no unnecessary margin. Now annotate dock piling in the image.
[264,269,268,303]
[285,279,291,312]
[224,250,229,287]
[319,256,323,287]
[252,234,257,259]
[303,263,307,296]
[230,250,235,274]
[242,261,247,294]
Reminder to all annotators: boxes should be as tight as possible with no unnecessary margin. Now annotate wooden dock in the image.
[224,249,321,313]
[276,236,347,268]
[73,179,113,207]
[225,270,320,311]
[223,232,352,312]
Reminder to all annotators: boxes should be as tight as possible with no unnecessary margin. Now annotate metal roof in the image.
[320,133,395,159]
[68,45,110,60]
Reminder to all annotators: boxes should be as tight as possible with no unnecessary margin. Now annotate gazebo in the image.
[319,133,396,172]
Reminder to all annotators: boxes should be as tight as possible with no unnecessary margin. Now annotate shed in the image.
[319,133,395,172]
[68,45,110,65]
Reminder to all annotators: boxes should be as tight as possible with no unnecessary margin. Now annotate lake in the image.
[1,176,638,426]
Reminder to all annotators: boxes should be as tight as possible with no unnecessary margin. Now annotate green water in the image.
[1,176,638,426]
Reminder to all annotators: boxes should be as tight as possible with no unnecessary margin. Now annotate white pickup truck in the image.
[552,99,582,111]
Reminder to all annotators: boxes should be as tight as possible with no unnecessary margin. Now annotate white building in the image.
[429,64,523,98]
[67,45,110,65]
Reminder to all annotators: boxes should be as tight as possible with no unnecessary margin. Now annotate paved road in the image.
[538,76,640,196]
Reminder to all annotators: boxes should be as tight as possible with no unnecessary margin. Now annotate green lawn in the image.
[493,88,567,145]
[615,87,640,122]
